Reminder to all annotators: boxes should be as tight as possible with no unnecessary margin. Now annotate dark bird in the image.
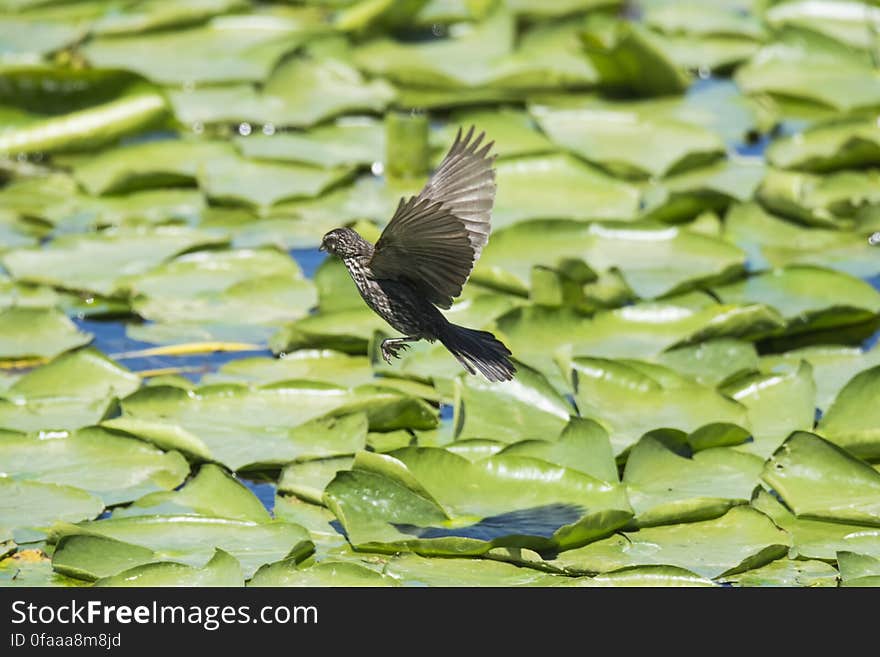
[320,126,515,382]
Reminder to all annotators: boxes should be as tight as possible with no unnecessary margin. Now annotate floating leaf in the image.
[95,548,245,587]
[250,556,397,587]
[103,382,431,469]
[453,364,574,442]
[2,226,226,296]
[432,109,555,161]
[90,0,252,36]
[568,565,714,587]
[491,156,640,228]
[474,220,745,299]
[837,551,880,587]
[324,449,633,554]
[766,1,880,51]
[623,437,763,527]
[116,464,270,523]
[819,364,880,459]
[767,117,880,172]
[0,307,92,360]
[0,426,188,506]
[204,351,374,387]
[720,362,817,458]
[0,18,88,63]
[720,557,839,587]
[0,479,103,543]
[656,339,759,387]
[52,534,162,581]
[380,552,563,586]
[763,432,880,526]
[0,348,140,431]
[552,506,790,579]
[0,549,83,587]
[53,516,310,578]
[571,357,748,456]
[279,457,354,506]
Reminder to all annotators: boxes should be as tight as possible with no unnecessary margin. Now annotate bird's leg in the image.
[381,336,419,364]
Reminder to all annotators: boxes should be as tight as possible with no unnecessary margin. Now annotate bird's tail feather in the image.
[439,323,515,382]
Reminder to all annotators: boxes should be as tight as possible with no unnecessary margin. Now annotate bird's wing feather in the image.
[370,126,496,309]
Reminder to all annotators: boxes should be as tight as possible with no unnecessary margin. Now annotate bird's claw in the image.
[381,341,410,363]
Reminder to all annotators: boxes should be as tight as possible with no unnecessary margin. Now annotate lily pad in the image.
[623,437,764,527]
[753,489,880,560]
[235,119,383,169]
[81,15,310,85]
[0,549,83,587]
[380,552,563,586]
[95,548,245,587]
[453,363,574,442]
[115,464,270,523]
[90,0,251,36]
[492,155,641,228]
[767,117,880,172]
[278,457,354,506]
[324,449,633,554]
[0,307,92,360]
[204,351,375,388]
[656,339,759,387]
[0,478,103,543]
[763,432,880,527]
[837,551,880,587]
[1,226,226,297]
[720,362,817,458]
[720,557,839,587]
[52,516,310,578]
[250,556,397,587]
[0,18,88,63]
[0,348,140,431]
[533,101,724,179]
[766,1,880,51]
[52,534,159,581]
[0,426,188,506]
[432,109,555,161]
[552,506,790,579]
[474,220,745,299]
[818,364,880,459]
[571,357,749,456]
[102,382,432,469]
[712,265,880,338]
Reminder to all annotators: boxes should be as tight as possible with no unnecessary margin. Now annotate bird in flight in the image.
[320,126,515,382]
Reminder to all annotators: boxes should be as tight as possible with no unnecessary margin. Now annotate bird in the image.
[319,125,515,382]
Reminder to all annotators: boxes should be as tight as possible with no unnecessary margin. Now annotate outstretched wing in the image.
[369,126,496,309]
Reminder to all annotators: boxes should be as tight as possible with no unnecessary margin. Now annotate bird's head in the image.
[320,227,372,259]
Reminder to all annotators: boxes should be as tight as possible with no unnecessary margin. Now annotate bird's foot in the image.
[381,339,410,364]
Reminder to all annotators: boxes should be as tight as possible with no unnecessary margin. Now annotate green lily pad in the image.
[533,101,724,179]
[712,265,880,337]
[115,464,270,523]
[0,307,92,360]
[0,18,88,63]
[571,357,748,456]
[53,516,310,578]
[647,30,761,72]
[0,549,84,587]
[499,417,619,483]
[724,202,880,279]
[492,156,641,228]
[623,437,764,527]
[0,209,41,252]
[819,364,880,459]
[496,293,783,384]
[453,363,574,442]
[567,564,714,587]
[552,506,790,579]
[0,426,188,506]
[0,348,140,431]
[124,248,316,339]
[204,351,375,388]
[767,117,880,172]
[766,1,880,51]
[2,226,226,297]
[324,448,633,554]
[250,556,397,587]
[380,552,564,586]
[279,457,354,506]
[271,307,390,355]
[81,15,310,85]
[720,557,839,587]
[52,534,158,581]
[64,139,233,195]
[102,381,433,469]
[506,0,620,20]
[757,167,880,229]
[90,0,251,36]
[837,551,880,587]
[432,109,555,161]
[643,1,766,41]
[95,548,245,587]
[763,432,880,527]
[735,39,880,113]
[273,494,346,549]
[753,489,880,560]
[236,119,383,169]
[198,154,353,212]
[656,339,759,387]
[720,362,817,458]
[0,478,103,543]
[581,21,690,97]
[474,220,745,299]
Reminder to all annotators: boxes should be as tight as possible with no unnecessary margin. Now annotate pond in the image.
[2,0,880,589]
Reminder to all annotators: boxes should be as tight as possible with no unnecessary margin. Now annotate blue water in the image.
[290,248,327,279]
[240,478,277,515]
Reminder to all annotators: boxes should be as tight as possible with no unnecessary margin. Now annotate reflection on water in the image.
[393,503,585,542]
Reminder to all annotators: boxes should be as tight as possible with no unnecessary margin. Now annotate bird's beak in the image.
[319,243,326,252]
